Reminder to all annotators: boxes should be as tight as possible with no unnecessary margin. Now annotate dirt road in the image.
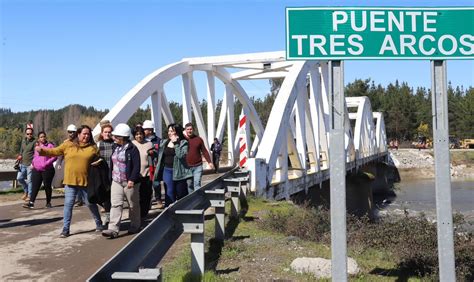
[0,191,160,281]
[0,174,220,281]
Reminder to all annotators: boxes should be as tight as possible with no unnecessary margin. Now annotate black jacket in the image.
[87,160,110,204]
[110,142,141,183]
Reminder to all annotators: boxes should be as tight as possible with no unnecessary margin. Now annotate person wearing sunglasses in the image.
[17,127,35,202]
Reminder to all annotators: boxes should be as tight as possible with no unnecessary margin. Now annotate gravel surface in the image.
[0,159,16,171]
[390,149,474,178]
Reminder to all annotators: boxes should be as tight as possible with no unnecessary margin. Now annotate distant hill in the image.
[0,105,109,158]
[1,79,472,158]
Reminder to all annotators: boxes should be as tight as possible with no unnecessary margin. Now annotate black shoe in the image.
[127,229,140,235]
[22,202,34,209]
[101,229,119,239]
[59,232,70,238]
[45,203,52,208]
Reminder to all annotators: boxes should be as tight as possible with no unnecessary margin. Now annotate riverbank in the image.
[0,159,16,171]
[390,149,474,179]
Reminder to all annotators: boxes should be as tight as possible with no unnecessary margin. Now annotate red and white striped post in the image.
[238,113,248,168]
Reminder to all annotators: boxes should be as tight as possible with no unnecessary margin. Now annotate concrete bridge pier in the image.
[292,162,399,218]
[371,162,400,195]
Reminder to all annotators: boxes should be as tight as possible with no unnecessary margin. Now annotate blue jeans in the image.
[17,164,32,196]
[187,165,203,194]
[163,167,188,207]
[62,185,102,234]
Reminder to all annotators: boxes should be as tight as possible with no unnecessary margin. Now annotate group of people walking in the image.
[16,120,222,239]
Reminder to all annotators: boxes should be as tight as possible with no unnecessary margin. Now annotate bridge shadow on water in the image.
[291,162,401,218]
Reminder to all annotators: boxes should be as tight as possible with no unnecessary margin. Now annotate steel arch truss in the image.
[93,51,387,198]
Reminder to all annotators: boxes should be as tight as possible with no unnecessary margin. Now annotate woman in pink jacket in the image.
[23,131,57,209]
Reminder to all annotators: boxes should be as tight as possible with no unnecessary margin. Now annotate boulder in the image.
[290,257,359,278]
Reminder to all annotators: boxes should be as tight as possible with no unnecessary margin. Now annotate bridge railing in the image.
[88,167,249,281]
[0,170,18,189]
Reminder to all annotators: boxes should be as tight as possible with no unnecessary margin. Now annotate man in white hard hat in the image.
[142,120,162,207]
[66,123,78,139]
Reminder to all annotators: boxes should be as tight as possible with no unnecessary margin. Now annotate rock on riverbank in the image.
[390,149,474,179]
[0,159,16,172]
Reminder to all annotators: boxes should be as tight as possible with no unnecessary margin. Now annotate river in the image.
[379,179,474,220]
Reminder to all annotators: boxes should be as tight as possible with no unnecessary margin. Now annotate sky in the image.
[1,0,473,113]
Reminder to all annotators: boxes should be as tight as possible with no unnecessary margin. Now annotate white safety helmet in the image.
[66,124,77,132]
[142,120,154,130]
[112,123,131,137]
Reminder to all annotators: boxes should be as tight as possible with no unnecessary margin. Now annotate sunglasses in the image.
[68,131,76,134]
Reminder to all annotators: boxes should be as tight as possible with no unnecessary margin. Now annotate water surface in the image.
[384,179,474,215]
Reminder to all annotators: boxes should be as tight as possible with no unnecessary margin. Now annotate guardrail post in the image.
[112,268,162,281]
[233,170,250,196]
[205,189,226,240]
[224,179,241,218]
[233,169,249,179]
[175,210,205,275]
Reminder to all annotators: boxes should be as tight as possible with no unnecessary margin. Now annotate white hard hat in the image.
[112,123,131,137]
[142,120,154,129]
[66,124,77,132]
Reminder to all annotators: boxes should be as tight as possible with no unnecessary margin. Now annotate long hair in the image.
[74,125,96,146]
[167,123,186,141]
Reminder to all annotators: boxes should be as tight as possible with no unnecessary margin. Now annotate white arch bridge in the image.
[93,51,388,200]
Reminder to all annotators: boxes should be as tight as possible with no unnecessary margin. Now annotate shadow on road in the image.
[0,217,62,229]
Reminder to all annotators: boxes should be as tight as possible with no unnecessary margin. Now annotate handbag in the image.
[13,159,20,171]
[52,159,65,188]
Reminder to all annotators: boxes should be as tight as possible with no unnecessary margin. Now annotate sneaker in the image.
[45,203,52,208]
[22,202,34,209]
[74,201,84,207]
[59,232,70,238]
[95,225,105,232]
[101,229,119,239]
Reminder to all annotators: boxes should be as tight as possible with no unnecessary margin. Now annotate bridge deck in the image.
[260,152,388,200]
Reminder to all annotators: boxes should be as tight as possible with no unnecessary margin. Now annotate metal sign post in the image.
[329,60,347,281]
[286,7,469,280]
[431,60,455,280]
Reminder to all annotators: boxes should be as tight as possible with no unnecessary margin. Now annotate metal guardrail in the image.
[0,170,17,182]
[88,167,240,281]
[0,170,18,189]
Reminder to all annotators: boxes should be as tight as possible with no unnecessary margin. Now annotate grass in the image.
[161,196,473,280]
[0,187,23,195]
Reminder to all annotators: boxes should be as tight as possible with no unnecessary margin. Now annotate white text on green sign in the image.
[286,7,474,60]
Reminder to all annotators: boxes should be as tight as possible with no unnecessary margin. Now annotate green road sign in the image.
[286,7,474,60]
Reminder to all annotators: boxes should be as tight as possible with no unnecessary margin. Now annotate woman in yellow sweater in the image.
[38,125,103,238]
